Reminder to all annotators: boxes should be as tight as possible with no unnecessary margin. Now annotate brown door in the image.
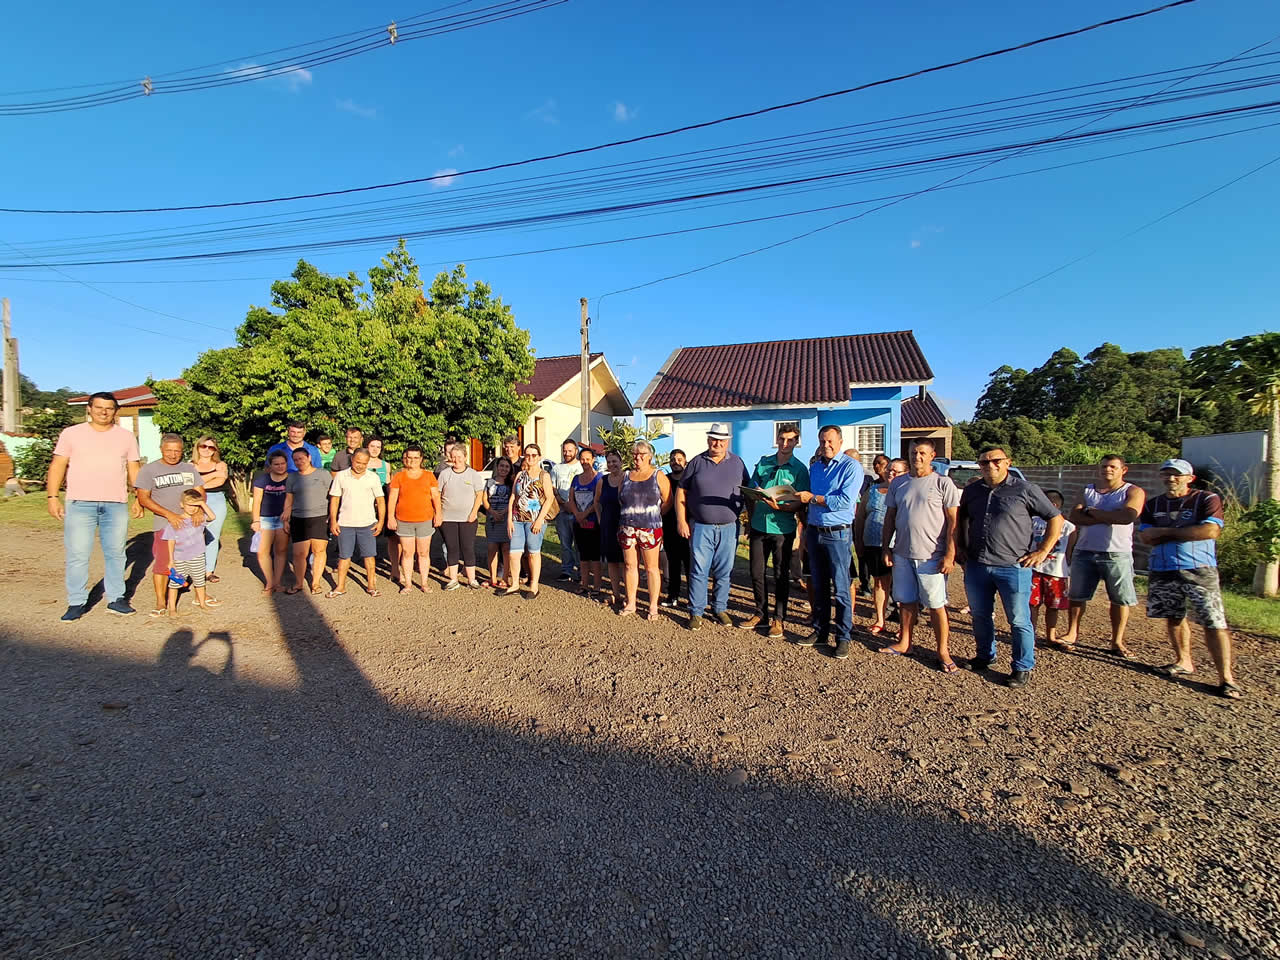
[469,438,485,470]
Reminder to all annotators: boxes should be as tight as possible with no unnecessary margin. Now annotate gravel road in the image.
[1,525,1276,959]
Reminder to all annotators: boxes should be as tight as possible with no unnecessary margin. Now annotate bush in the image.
[1213,487,1264,589]
[13,439,54,485]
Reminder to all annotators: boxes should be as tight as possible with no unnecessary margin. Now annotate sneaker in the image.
[961,658,992,673]
[715,612,734,628]
[60,605,86,622]
[687,615,703,631]
[768,619,784,638]
[738,615,762,630]
[557,572,573,582]
[106,599,136,616]
[443,580,462,592]
[795,632,821,648]
[834,639,851,660]
[1006,670,1031,689]
[660,598,680,609]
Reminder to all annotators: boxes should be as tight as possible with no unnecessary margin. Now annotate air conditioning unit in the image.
[648,416,673,436]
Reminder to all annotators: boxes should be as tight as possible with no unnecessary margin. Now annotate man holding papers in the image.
[741,425,809,638]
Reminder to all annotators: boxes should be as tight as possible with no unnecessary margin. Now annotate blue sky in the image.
[1,0,1277,419]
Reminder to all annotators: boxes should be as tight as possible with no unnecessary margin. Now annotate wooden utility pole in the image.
[2,299,18,434]
[579,297,591,445]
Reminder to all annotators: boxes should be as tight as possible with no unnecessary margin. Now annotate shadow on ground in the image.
[0,572,1225,959]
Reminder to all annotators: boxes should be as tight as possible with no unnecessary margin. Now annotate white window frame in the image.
[773,420,801,444]
[854,425,885,470]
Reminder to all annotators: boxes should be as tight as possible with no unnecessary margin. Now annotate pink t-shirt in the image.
[52,422,140,503]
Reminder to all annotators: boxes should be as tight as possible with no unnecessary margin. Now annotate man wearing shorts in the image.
[135,434,204,618]
[1029,490,1076,646]
[1138,459,1241,699]
[1061,455,1147,656]
[327,449,385,597]
[955,447,1062,687]
[879,439,960,668]
[284,447,333,594]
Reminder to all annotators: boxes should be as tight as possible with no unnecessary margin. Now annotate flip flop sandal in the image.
[366,589,381,598]
[1110,648,1136,661]
[203,598,223,608]
[325,590,345,599]
[311,587,324,595]
[646,611,660,621]
[618,607,635,617]
[284,587,301,595]
[148,608,167,619]
[877,646,909,657]
[941,661,959,674]
[205,574,221,584]
[399,585,411,594]
[1157,663,1193,676]
[1218,682,1244,700]
[868,625,884,635]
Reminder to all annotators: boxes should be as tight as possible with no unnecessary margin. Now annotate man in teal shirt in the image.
[741,424,810,637]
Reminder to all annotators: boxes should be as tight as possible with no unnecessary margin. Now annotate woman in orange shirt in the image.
[387,444,442,593]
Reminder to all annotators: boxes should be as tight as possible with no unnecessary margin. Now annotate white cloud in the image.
[432,168,459,189]
[336,97,377,119]
[526,98,559,125]
[448,143,465,158]
[225,62,312,92]
[613,101,636,123]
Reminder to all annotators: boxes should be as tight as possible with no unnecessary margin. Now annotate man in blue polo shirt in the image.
[796,425,864,659]
[676,423,750,631]
[266,422,322,473]
[1137,458,1241,699]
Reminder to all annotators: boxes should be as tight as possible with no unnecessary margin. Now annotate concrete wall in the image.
[1017,463,1165,572]
[1182,431,1268,503]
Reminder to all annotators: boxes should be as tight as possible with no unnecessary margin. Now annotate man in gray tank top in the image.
[1059,455,1147,656]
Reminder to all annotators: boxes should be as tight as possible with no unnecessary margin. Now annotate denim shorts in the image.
[1068,550,1137,606]
[338,524,376,560]
[890,555,948,609]
[510,520,544,554]
[259,515,284,531]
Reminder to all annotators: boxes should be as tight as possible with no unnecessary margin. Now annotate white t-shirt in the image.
[328,469,383,527]
[549,460,583,500]
[1032,517,1076,579]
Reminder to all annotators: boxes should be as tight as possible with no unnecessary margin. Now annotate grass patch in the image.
[0,491,251,538]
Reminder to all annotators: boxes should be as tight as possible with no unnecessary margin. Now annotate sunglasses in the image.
[977,458,1007,466]
[198,443,217,450]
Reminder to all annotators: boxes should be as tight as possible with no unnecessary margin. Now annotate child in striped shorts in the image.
[161,490,221,615]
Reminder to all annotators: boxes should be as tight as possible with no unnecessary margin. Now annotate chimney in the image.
[917,385,926,401]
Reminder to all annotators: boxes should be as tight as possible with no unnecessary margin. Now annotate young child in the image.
[162,490,221,615]
[1030,489,1077,646]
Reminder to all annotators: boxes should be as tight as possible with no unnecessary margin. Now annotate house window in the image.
[855,425,885,469]
[773,420,801,443]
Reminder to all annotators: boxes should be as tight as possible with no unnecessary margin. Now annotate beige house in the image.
[467,353,632,466]
[900,388,953,459]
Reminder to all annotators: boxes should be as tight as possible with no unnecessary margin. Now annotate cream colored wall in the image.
[523,398,614,450]
[546,365,628,416]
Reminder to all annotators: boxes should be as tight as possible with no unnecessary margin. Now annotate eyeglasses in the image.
[977,458,1008,466]
[198,443,217,450]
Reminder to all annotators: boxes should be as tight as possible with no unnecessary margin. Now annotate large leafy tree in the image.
[153,242,535,504]
[1189,333,1280,596]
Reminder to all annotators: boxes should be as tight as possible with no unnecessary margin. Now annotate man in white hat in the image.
[1137,458,1241,699]
[675,423,750,630]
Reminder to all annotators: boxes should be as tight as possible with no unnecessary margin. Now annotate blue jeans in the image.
[64,500,129,606]
[204,492,228,573]
[806,525,853,643]
[555,510,578,574]
[689,522,737,616]
[964,563,1035,672]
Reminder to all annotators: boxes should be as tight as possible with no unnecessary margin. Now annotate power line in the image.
[0,0,1204,214]
[983,152,1280,304]
[0,1,567,116]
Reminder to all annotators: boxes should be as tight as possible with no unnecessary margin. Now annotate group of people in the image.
[46,393,1241,699]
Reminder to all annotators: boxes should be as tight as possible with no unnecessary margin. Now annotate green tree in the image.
[153,242,535,508]
[1189,333,1280,596]
[595,419,666,468]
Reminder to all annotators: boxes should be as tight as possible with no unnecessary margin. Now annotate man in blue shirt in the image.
[796,425,864,658]
[1137,458,1240,699]
[266,422,322,473]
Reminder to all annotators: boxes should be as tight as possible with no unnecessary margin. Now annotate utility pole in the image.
[579,297,591,446]
[2,299,18,434]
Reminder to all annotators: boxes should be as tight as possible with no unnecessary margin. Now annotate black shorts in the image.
[861,545,890,578]
[575,523,602,562]
[291,514,329,542]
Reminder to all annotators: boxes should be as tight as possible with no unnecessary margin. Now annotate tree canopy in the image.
[153,242,536,472]
[955,340,1266,465]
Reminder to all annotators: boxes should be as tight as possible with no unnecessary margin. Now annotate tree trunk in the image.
[229,468,252,514]
[1254,394,1280,597]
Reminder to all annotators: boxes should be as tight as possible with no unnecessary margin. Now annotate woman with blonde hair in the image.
[618,440,671,619]
[504,444,554,597]
[192,434,229,583]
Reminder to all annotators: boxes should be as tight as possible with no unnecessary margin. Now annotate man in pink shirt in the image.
[47,392,144,621]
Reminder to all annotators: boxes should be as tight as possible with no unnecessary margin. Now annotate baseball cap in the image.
[1159,458,1194,475]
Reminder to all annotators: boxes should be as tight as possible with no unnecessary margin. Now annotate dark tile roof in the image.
[67,380,185,406]
[639,333,932,411]
[901,391,951,429]
[517,354,603,401]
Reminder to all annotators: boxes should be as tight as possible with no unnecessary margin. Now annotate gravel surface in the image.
[1,525,1277,959]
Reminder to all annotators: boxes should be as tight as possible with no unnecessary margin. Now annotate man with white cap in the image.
[676,423,750,630]
[1137,458,1241,699]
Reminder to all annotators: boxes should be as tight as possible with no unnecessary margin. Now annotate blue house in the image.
[636,332,935,471]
